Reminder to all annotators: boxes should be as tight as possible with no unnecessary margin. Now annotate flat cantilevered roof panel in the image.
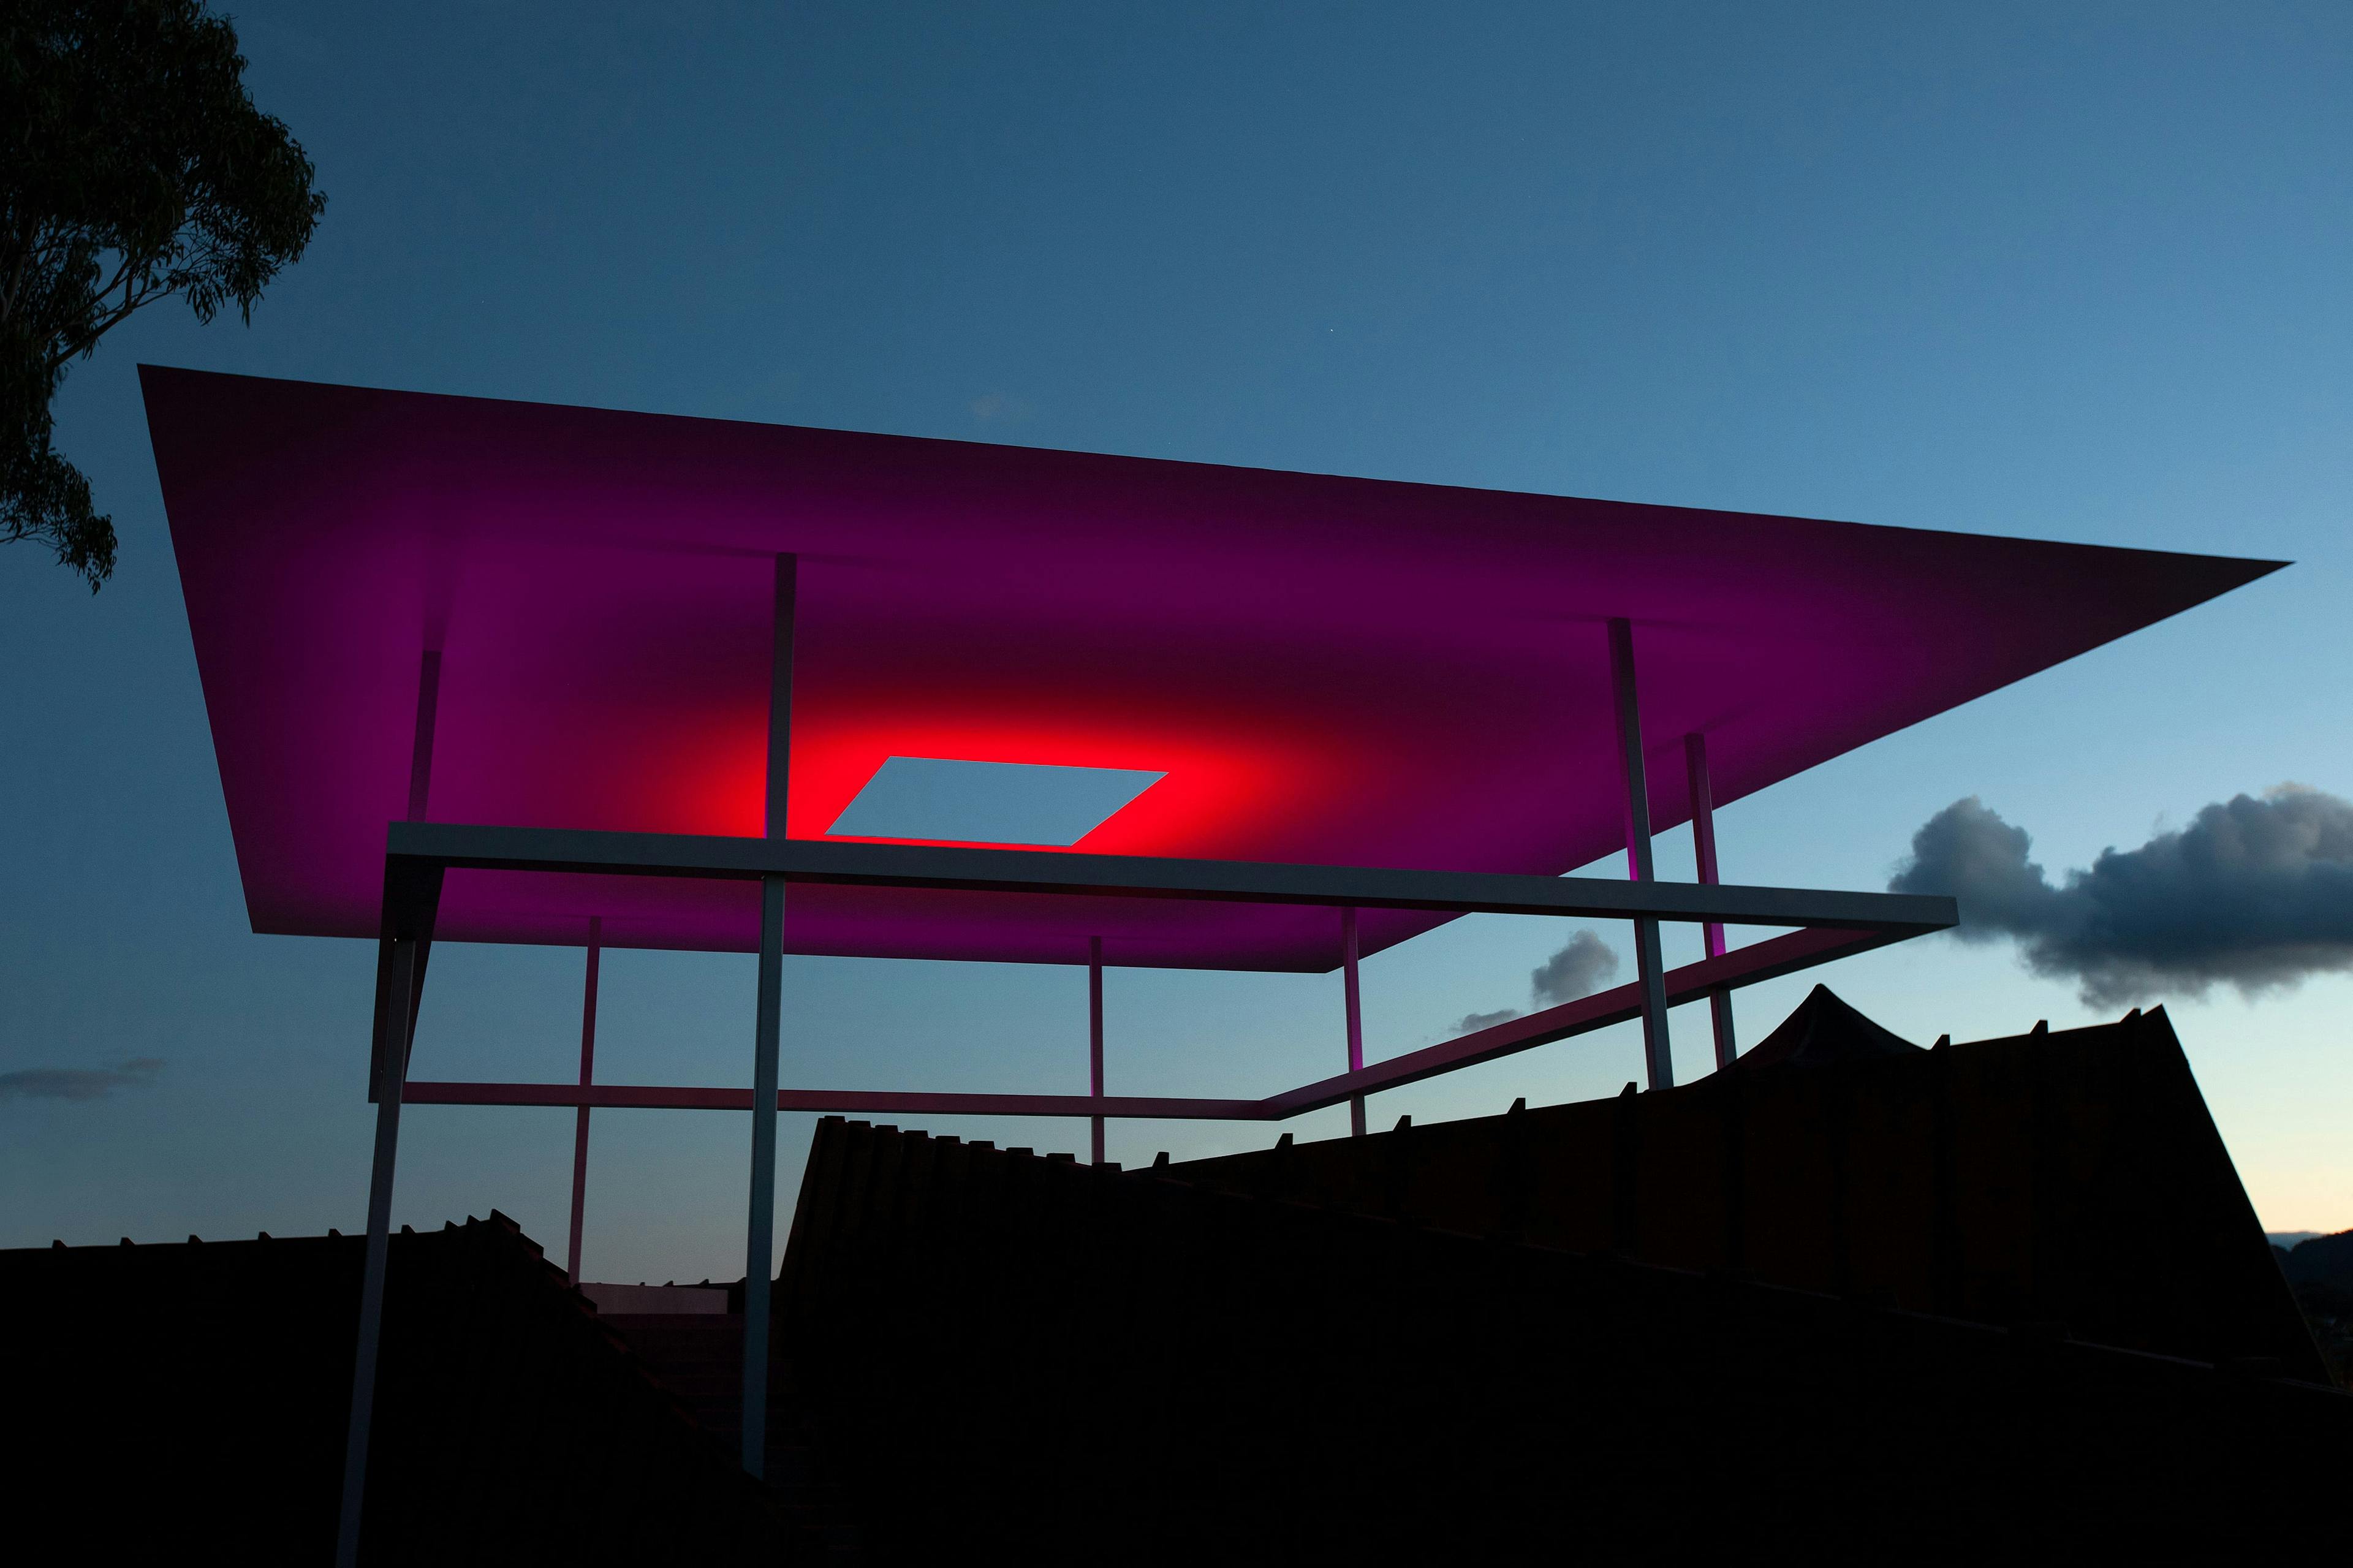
[141,366,2277,971]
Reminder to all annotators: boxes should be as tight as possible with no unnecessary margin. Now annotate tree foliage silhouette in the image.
[3,0,324,590]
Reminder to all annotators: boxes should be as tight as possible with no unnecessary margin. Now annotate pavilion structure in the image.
[140,367,2277,1565]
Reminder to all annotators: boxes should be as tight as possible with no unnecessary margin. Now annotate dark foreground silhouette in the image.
[7,996,2344,1560]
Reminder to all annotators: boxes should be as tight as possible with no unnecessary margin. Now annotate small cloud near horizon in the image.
[1455,930,1620,1033]
[0,1058,165,1102]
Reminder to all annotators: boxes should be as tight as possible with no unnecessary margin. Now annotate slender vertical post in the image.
[742,552,795,1479]
[1683,734,1737,1070]
[336,934,419,1568]
[1608,618,1673,1091]
[337,650,443,1567]
[1343,906,1365,1137]
[1088,936,1105,1165]
[743,876,785,1477]
[566,916,602,1282]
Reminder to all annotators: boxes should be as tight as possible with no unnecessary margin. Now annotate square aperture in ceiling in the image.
[825,757,1167,847]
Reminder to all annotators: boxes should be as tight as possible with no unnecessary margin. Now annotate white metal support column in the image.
[1343,906,1365,1136]
[566,915,602,1282]
[742,552,795,1478]
[1608,618,1673,1090]
[1683,734,1737,1069]
[1088,936,1105,1164]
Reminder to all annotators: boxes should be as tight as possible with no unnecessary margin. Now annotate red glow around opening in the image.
[779,719,1305,856]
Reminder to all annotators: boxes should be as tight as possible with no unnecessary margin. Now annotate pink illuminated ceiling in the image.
[142,366,2276,972]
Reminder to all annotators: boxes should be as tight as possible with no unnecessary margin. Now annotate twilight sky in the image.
[5,2,2349,1280]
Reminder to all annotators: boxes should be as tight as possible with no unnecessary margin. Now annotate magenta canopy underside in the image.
[141,366,2275,972]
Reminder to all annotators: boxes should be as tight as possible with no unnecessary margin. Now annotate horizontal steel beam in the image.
[401,925,1897,1126]
[387,821,1955,934]
[1263,923,1893,1116]
[400,1082,1268,1121]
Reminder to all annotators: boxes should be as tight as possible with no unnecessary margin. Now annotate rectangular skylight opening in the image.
[825,757,1166,847]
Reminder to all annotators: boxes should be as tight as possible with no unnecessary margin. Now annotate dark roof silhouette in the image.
[0,1214,800,1559]
[1729,982,1924,1069]
[778,1096,2350,1559]
[1172,1002,2328,1380]
[13,999,2346,1556]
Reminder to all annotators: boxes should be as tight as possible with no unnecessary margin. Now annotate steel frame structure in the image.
[138,374,2254,1567]
[335,558,1957,1564]
[377,826,1950,1121]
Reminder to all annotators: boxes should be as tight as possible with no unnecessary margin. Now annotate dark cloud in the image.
[1456,930,1621,1032]
[0,1058,165,1102]
[1889,787,2353,1007]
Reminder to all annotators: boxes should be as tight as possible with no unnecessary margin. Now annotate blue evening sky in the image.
[5,2,2347,1279]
